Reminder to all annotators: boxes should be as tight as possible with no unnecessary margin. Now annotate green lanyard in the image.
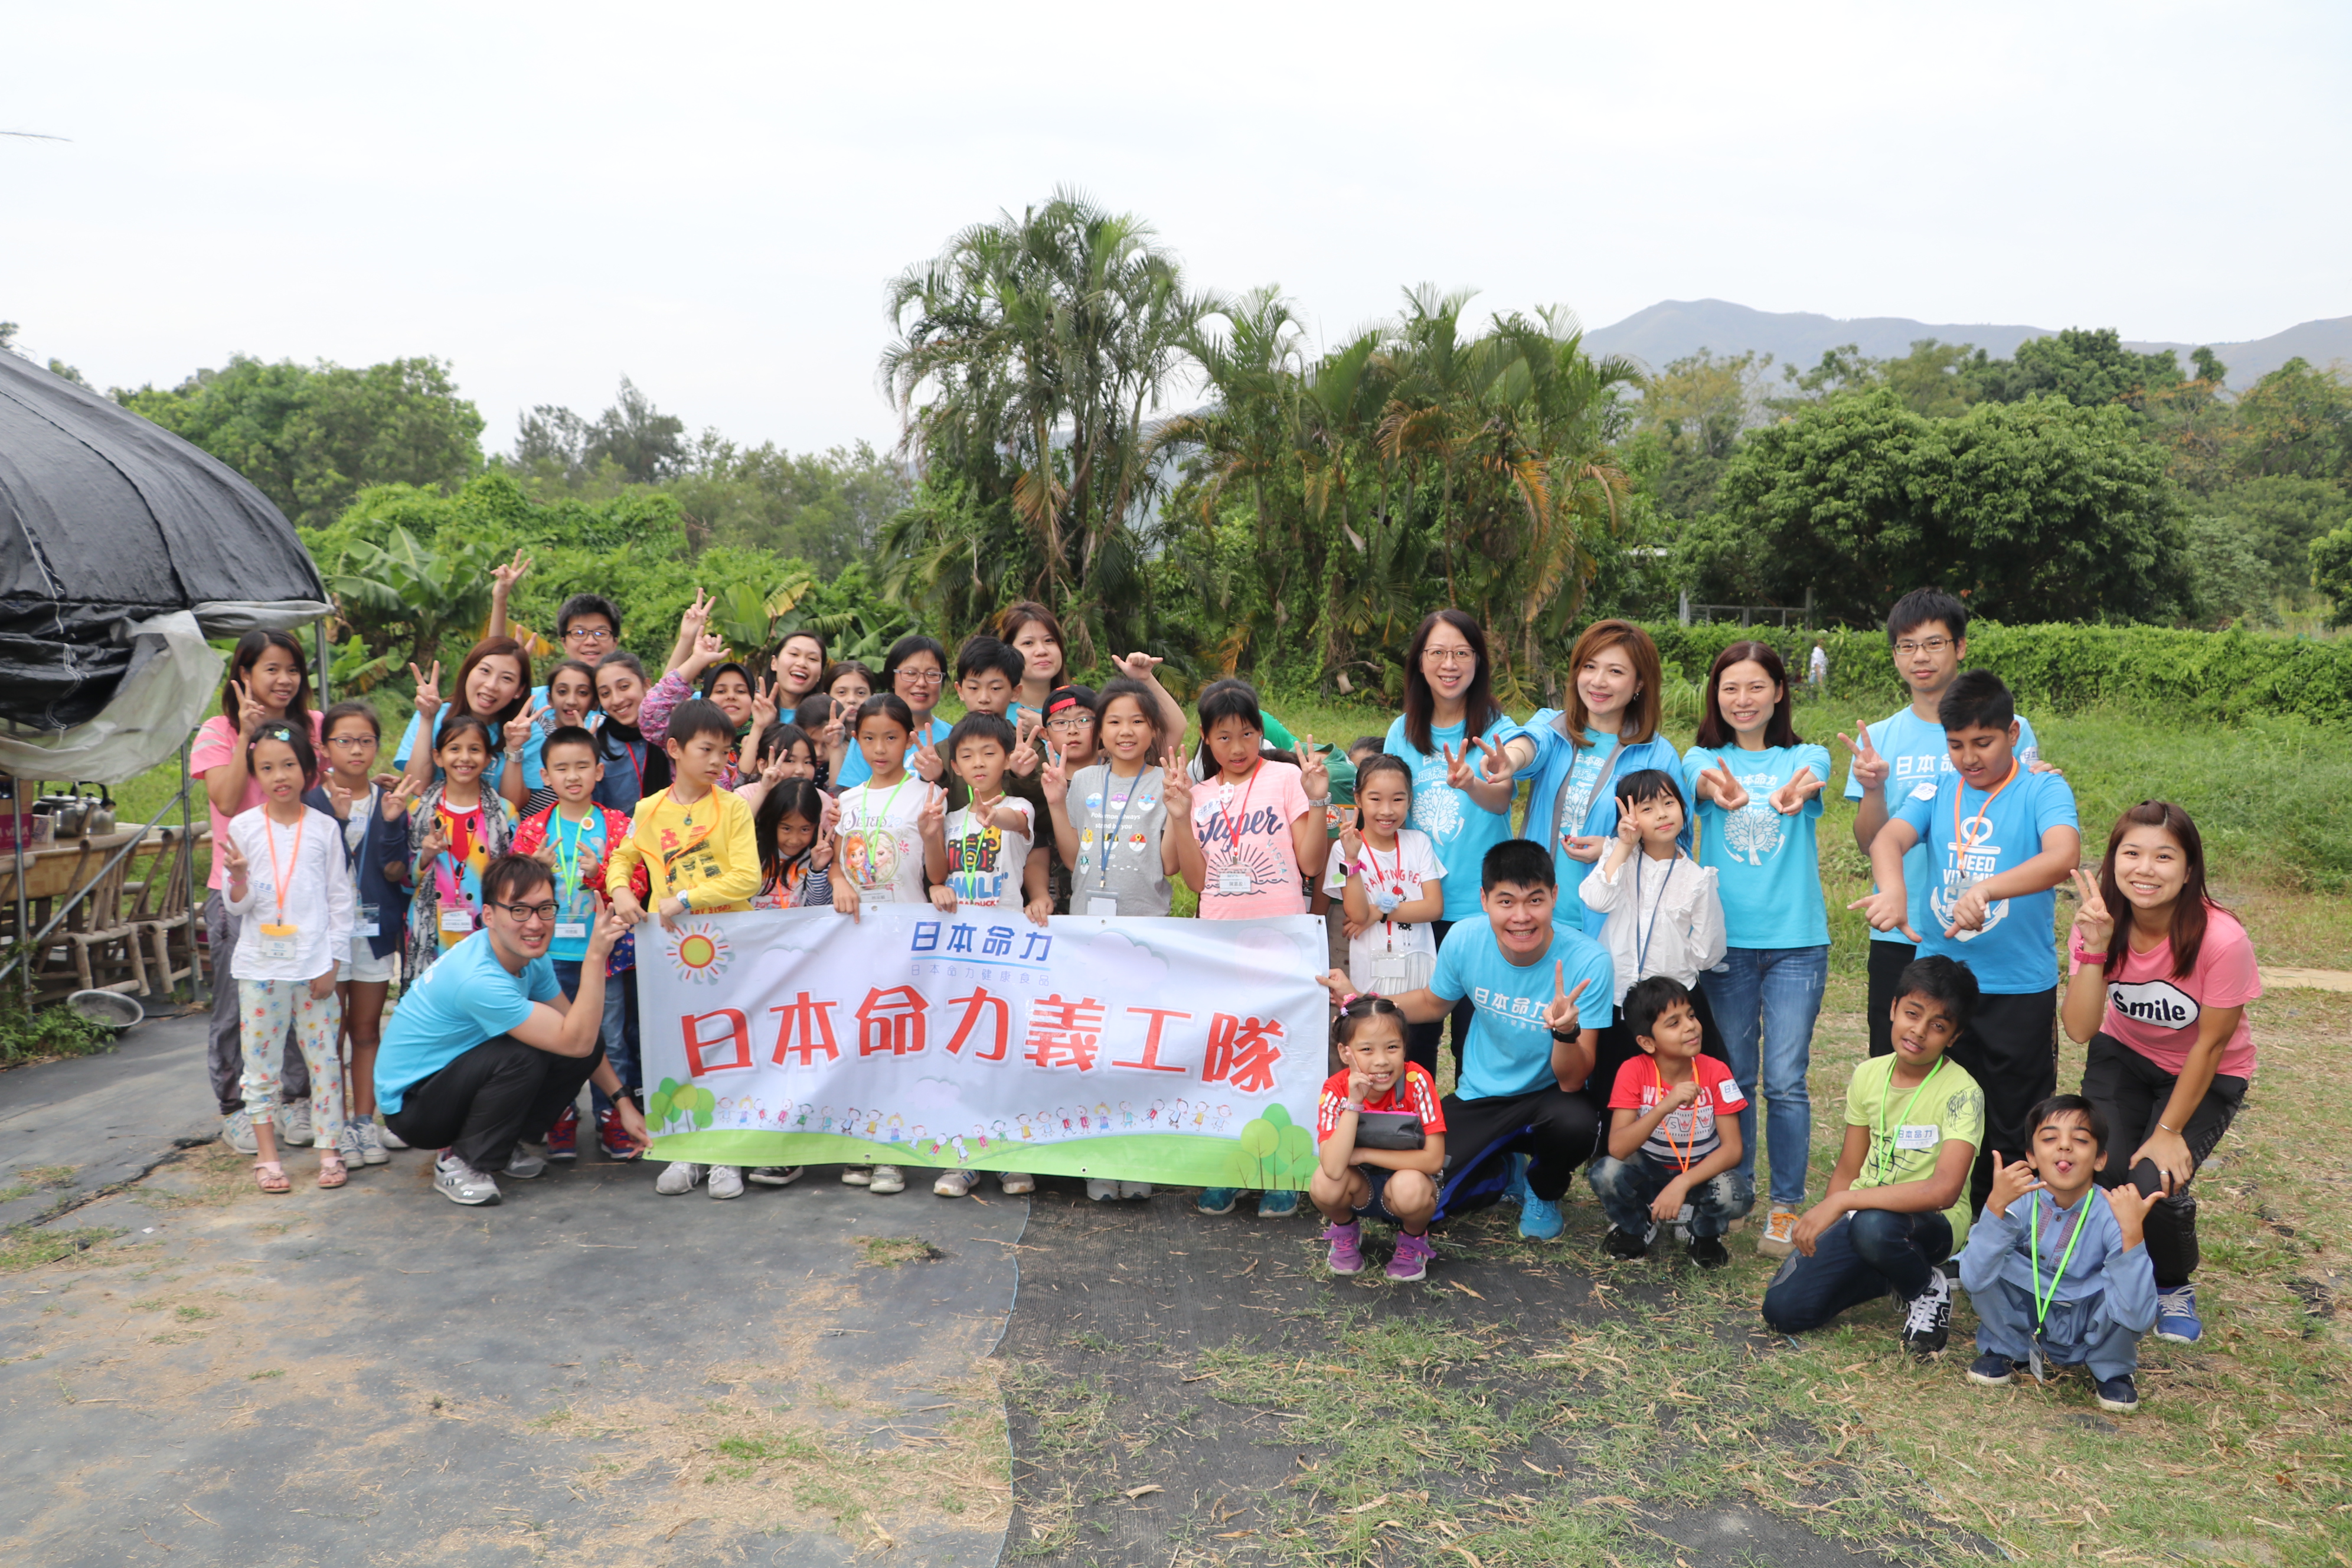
[1873,1057,1944,1182]
[2028,1190,2093,1330]
[553,812,589,900]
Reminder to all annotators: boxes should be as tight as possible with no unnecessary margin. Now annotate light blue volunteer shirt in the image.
[1681,741,1833,950]
[834,716,952,790]
[541,809,610,966]
[393,709,516,792]
[374,930,563,1113]
[1844,707,2040,948]
[1428,916,1618,1100]
[1383,713,1527,923]
[1889,764,2078,994]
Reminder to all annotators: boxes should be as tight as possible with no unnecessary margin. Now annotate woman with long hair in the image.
[2062,802,2259,1348]
[397,636,536,809]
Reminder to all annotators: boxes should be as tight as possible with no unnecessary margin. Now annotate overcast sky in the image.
[6,0,2346,455]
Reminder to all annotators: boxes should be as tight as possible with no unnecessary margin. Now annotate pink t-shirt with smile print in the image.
[2077,906,2261,1080]
[1190,759,1312,919]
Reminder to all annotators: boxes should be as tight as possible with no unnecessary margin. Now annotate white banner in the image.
[635,906,1329,1189]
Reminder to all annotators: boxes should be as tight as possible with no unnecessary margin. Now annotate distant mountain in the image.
[1583,298,2352,389]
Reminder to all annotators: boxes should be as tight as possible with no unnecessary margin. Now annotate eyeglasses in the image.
[1423,647,1477,665]
[325,736,376,750]
[1048,714,1093,732]
[896,669,945,687]
[492,900,560,923]
[1894,637,1954,656]
[566,627,615,644]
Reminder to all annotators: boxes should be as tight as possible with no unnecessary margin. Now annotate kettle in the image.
[84,787,115,836]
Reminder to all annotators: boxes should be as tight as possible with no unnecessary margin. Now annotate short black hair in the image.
[946,710,1016,759]
[541,723,598,763]
[436,711,501,759]
[1481,838,1556,893]
[665,698,737,750]
[855,692,916,733]
[481,852,555,907]
[1887,588,1968,647]
[1354,752,1412,792]
[319,699,380,741]
[955,635,1026,686]
[792,693,835,731]
[1890,955,1978,1033]
[1347,735,1386,760]
[557,593,623,639]
[1614,767,1686,814]
[756,721,811,765]
[1623,975,1697,1043]
[2027,1093,2108,1155]
[1936,669,2015,734]
[244,718,319,788]
[1193,677,1263,769]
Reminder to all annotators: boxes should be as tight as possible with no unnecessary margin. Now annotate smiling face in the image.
[243,643,305,716]
[1010,622,1062,686]
[1887,991,1959,1073]
[892,652,945,719]
[1943,721,2020,790]
[2028,1109,2105,1201]
[464,653,526,717]
[1636,998,1704,1063]
[774,811,817,864]
[1893,619,1964,700]
[1419,621,1479,708]
[1355,770,1410,844]
[1576,641,1639,726]
[1203,714,1263,780]
[2110,824,2188,915]
[595,665,646,726]
[437,728,488,788]
[1097,694,1155,767]
[1482,879,1557,961]
[251,736,308,805]
[1623,788,1685,852]
[1337,1014,1409,1097]
[773,635,825,700]
[547,666,594,725]
[707,669,754,727]
[561,613,617,667]
[323,715,378,783]
[1715,658,1781,745]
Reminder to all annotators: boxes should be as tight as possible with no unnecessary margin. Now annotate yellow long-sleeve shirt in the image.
[605,785,760,914]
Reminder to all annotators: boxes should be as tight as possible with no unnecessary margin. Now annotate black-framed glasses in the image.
[566,627,616,644]
[494,900,561,923]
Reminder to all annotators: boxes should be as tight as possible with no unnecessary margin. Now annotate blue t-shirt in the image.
[1383,713,1525,922]
[1427,916,1618,1100]
[1515,717,1686,936]
[834,715,952,790]
[1845,706,2041,947]
[374,930,563,1113]
[1889,764,2078,994]
[1682,742,1832,950]
[543,809,610,965]
[394,708,515,792]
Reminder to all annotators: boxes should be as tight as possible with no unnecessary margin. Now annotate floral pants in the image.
[238,979,344,1146]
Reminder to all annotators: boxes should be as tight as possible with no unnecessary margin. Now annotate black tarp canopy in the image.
[0,352,326,730]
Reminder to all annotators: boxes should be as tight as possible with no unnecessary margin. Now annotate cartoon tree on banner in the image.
[1229,1104,1316,1188]
[648,1077,716,1132]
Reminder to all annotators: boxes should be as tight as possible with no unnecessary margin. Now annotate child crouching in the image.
[1311,996,1446,1282]
[1960,1095,2164,1413]
[1587,975,1752,1268]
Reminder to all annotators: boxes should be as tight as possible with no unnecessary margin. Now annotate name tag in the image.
[1894,1123,1941,1151]
[439,907,475,936]
[1084,896,1119,918]
[357,902,381,939]
[256,922,299,962]
[1216,868,1252,897]
[1368,955,1412,995]
[554,921,588,940]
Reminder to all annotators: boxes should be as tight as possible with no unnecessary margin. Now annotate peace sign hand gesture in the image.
[377,772,422,822]
[1541,963,1590,1036]
[229,677,272,737]
[1701,759,1748,812]
[409,661,443,721]
[1041,746,1069,806]
[1839,726,1888,792]
[910,730,945,783]
[1159,747,1194,819]
[678,588,713,641]
[1296,731,1329,799]
[2067,868,2114,951]
[916,783,948,842]
[1472,734,1515,786]
[1769,766,1824,815]
[750,677,778,733]
[490,549,533,597]
[503,695,541,757]
[1008,711,1042,778]
[1442,741,1478,793]
[217,831,250,890]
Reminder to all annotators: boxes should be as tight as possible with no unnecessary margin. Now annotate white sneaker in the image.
[504,1148,547,1180]
[867,1165,906,1195]
[1086,1178,1118,1202]
[746,1166,805,1187]
[221,1109,259,1156]
[434,1154,501,1206]
[998,1171,1035,1194]
[354,1121,389,1166]
[1118,1182,1154,1200]
[655,1161,708,1195]
[935,1170,974,1197]
[277,1099,313,1146]
[707,1165,746,1200]
[376,1121,410,1151]
[840,1166,873,1186]
[335,1123,367,1167]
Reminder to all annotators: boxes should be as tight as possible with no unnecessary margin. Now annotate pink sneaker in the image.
[1322,1220,1366,1275]
[1386,1230,1436,1282]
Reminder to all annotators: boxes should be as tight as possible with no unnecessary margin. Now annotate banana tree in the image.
[323,523,501,671]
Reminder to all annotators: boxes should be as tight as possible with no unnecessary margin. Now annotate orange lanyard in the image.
[263,810,305,925]
[1367,832,1403,939]
[1653,1059,1697,1172]
[1952,760,2018,872]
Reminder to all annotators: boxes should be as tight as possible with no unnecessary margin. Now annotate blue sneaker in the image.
[1501,1152,1533,1208]
[1197,1187,1242,1216]
[2154,1283,2202,1344]
[1518,1191,1564,1240]
[1257,1190,1301,1219]
[2095,1373,2139,1413]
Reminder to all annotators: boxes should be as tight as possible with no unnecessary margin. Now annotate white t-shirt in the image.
[835,778,932,905]
[943,798,1034,909]
[1320,827,1445,995]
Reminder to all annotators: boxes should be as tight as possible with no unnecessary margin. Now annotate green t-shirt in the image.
[1845,1054,1986,1246]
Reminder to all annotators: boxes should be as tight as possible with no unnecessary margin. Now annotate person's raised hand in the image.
[1769,766,1825,815]
[1337,819,1363,865]
[678,588,713,640]
[1701,758,1748,812]
[503,695,540,757]
[1473,733,1514,786]
[1615,811,1642,848]
[588,907,628,958]
[230,677,270,737]
[684,629,726,677]
[1839,726,1887,792]
[378,772,422,822]
[750,677,778,733]
[1160,748,1193,819]
[1041,746,1069,806]
[758,747,792,788]
[1542,963,1589,1035]
[2102,1180,2165,1246]
[409,660,443,720]
[917,784,947,841]
[1557,832,1606,865]
[1847,887,1920,943]
[1111,651,1165,684]
[415,818,447,863]
[328,779,358,821]
[217,832,250,888]
[1008,715,1041,778]
[1985,1151,2046,1218]
[1297,732,1329,799]
[910,730,945,783]
[2068,868,2114,952]
[1442,741,1477,793]
[490,548,533,597]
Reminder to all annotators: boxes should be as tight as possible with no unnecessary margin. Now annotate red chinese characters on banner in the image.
[1201,1013,1283,1093]
[768,992,844,1067]
[1024,993,1108,1071]
[685,1009,752,1074]
[1113,1007,1193,1074]
[944,986,1011,1061]
[856,985,928,1057]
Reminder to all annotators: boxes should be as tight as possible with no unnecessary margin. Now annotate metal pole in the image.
[1678,589,1691,628]
[315,615,332,707]
[9,774,27,1004]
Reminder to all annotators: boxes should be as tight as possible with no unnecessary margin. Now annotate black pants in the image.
[1435,1085,1602,1219]
[1590,982,1730,1104]
[1408,919,1479,1080]
[1864,939,1915,1060]
[2082,1031,2245,1288]
[384,1035,603,1171]
[1947,986,2057,1216]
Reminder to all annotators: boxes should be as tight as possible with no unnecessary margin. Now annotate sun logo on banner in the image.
[667,920,733,986]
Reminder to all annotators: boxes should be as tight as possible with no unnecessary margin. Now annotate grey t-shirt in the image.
[1066,762,1172,916]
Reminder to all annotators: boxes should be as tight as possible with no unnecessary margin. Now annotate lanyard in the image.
[1632,854,1677,978]
[1096,766,1151,891]
[1652,1058,1698,1172]
[857,775,913,875]
[1952,760,2019,879]
[1873,1057,1945,1181]
[553,811,592,900]
[1214,760,1264,855]
[262,811,305,925]
[432,798,481,907]
[2028,1190,2093,1329]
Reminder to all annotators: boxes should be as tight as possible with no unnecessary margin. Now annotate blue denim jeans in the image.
[551,961,639,1121]
[1701,945,1827,1210]
[1759,1208,1952,1334]
[1586,1155,1754,1240]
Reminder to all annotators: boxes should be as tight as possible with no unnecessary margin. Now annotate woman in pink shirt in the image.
[191,631,327,1152]
[2062,801,2259,1349]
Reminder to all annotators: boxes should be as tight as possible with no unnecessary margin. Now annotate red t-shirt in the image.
[1316,1063,1447,1145]
[2076,906,2260,1080]
[1607,1054,1746,1168]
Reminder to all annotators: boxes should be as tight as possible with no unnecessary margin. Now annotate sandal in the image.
[255,1160,291,1194]
[316,1151,348,1190]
